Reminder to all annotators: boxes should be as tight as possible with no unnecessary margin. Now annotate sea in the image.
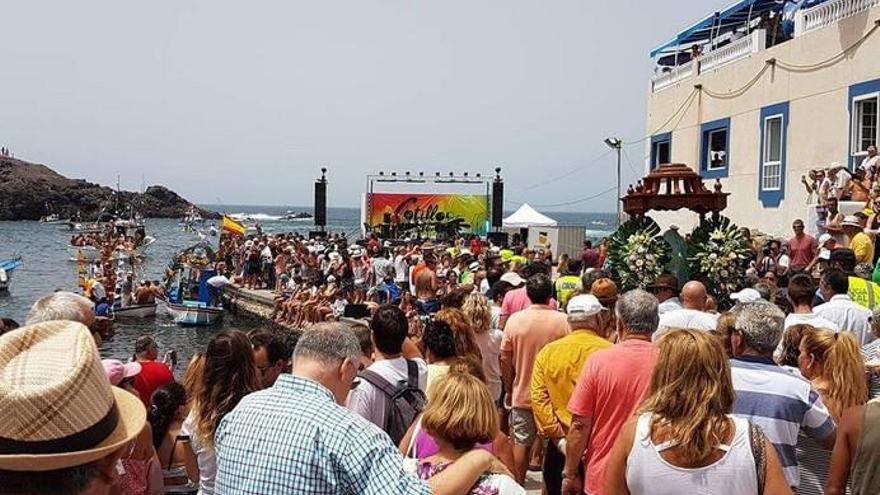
[0,205,613,370]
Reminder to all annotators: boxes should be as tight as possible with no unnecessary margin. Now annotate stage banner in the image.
[368,193,489,237]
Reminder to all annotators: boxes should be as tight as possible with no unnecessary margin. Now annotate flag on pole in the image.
[222,215,246,236]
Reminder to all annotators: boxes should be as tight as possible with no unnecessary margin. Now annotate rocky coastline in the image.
[0,157,218,221]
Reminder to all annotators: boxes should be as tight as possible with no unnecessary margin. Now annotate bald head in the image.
[680,281,708,310]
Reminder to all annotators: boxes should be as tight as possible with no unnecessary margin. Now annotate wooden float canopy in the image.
[621,163,728,217]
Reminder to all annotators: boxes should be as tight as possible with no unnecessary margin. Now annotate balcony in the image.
[795,0,880,36]
[651,30,765,93]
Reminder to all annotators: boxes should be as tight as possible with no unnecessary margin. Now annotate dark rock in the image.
[0,157,220,221]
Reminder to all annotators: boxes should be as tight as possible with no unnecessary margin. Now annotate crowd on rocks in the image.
[5,225,880,495]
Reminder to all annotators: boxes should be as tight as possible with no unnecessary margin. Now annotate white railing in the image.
[795,0,880,37]
[651,61,696,92]
[700,29,766,72]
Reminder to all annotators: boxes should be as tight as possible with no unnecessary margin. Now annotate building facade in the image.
[646,0,880,236]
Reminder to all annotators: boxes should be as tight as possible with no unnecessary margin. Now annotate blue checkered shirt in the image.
[214,374,430,495]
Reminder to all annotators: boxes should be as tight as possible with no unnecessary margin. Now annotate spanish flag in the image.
[222,215,246,236]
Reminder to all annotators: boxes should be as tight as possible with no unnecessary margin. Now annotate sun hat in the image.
[647,274,679,291]
[730,288,762,303]
[500,272,525,287]
[566,294,604,317]
[101,359,142,386]
[842,215,862,228]
[0,321,146,471]
[591,278,619,304]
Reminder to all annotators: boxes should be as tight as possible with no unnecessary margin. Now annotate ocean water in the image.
[0,206,613,367]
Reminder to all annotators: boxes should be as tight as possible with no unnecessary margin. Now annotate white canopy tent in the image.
[502,203,558,228]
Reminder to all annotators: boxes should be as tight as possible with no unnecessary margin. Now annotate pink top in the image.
[500,287,557,317]
[788,234,818,269]
[414,429,494,458]
[567,339,658,495]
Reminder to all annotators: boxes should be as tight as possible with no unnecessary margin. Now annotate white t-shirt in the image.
[182,411,217,495]
[393,255,408,283]
[206,275,231,288]
[402,461,525,495]
[655,309,719,341]
[784,312,840,332]
[860,154,880,173]
[346,357,428,429]
[657,297,683,315]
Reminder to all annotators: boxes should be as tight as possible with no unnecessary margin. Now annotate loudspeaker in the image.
[487,231,508,247]
[314,180,327,227]
[491,180,504,228]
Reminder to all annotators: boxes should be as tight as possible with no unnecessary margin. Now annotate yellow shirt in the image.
[849,276,880,309]
[555,275,582,310]
[530,329,612,439]
[850,232,874,264]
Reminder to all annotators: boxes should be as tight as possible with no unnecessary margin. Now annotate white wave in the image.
[228,213,283,221]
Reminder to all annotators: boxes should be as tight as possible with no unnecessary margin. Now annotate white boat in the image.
[68,236,156,262]
[158,300,223,326]
[0,257,22,294]
[40,214,66,224]
[113,303,157,319]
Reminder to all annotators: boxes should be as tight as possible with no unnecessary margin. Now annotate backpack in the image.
[358,360,426,445]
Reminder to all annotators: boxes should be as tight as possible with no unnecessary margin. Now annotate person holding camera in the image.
[132,335,177,407]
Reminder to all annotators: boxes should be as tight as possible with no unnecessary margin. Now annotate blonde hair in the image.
[435,308,483,362]
[800,328,868,419]
[461,293,492,334]
[640,329,735,465]
[182,352,205,405]
[421,370,498,451]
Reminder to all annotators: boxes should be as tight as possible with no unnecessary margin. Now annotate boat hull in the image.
[159,300,223,326]
[114,304,157,319]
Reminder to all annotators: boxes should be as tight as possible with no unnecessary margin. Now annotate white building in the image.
[646,0,880,236]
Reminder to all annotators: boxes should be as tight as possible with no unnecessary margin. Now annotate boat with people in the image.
[0,257,22,294]
[67,216,156,262]
[113,303,158,319]
[285,210,313,220]
[160,242,224,326]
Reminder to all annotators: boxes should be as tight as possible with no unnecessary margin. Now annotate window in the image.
[650,132,671,169]
[700,118,730,179]
[758,102,788,208]
[853,94,879,156]
[762,115,783,191]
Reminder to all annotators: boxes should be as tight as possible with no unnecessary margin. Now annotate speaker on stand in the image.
[311,167,327,238]
[491,167,504,231]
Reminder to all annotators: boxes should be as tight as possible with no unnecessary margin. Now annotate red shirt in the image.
[787,234,818,269]
[469,239,482,256]
[132,361,174,406]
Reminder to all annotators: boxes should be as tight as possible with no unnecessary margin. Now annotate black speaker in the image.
[491,180,504,228]
[487,231,508,247]
[314,180,327,227]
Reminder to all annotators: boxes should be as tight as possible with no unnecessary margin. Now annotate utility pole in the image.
[604,137,623,226]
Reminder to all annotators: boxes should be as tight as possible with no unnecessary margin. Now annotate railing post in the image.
[794,10,805,37]
[753,29,766,52]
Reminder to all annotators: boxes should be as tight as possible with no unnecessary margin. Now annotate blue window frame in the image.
[758,102,789,208]
[849,79,880,169]
[650,132,672,170]
[700,118,730,179]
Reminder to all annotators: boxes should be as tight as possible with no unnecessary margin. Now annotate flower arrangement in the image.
[607,217,671,291]
[687,215,751,302]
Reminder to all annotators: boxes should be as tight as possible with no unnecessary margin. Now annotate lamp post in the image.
[604,137,623,226]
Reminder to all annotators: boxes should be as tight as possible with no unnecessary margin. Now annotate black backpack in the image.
[358,360,426,445]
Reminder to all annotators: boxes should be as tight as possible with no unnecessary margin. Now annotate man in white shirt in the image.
[347,305,427,443]
[784,274,839,331]
[860,145,880,178]
[814,269,873,346]
[650,274,682,315]
[655,280,718,341]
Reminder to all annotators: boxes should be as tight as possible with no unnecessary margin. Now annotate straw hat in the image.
[0,321,146,471]
[842,215,862,228]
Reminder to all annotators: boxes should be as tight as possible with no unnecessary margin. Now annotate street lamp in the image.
[604,137,623,226]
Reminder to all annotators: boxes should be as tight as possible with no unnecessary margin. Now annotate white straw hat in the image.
[0,321,146,471]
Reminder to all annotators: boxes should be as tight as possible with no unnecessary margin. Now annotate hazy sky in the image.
[1,1,725,212]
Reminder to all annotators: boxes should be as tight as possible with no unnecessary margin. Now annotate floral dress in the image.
[415,460,499,495]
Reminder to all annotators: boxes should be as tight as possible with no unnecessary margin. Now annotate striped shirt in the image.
[862,339,880,399]
[214,374,430,495]
[730,356,836,488]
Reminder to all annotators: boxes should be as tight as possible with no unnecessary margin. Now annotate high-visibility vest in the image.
[848,276,880,309]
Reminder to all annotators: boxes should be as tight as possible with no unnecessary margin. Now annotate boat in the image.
[161,242,224,326]
[0,257,22,294]
[285,211,313,220]
[67,236,156,262]
[158,300,223,326]
[39,213,66,224]
[113,303,157,319]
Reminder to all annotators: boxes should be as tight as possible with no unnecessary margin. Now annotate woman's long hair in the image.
[461,293,491,335]
[193,331,260,447]
[777,324,816,368]
[435,308,482,362]
[640,329,735,465]
[182,352,205,404]
[800,328,868,420]
[148,382,188,448]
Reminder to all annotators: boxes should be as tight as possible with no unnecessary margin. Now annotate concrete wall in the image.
[645,6,880,236]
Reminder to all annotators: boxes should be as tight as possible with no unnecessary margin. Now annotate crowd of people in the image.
[6,219,880,494]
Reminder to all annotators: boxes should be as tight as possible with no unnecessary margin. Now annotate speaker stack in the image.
[311,167,327,238]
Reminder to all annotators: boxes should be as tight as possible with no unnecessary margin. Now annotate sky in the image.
[0,0,727,212]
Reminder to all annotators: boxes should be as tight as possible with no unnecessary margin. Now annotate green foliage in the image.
[687,215,752,304]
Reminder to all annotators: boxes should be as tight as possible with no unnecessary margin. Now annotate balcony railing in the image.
[795,0,880,37]
[650,30,765,92]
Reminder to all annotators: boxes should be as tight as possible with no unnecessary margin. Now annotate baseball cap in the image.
[730,288,762,303]
[566,295,604,317]
[818,233,833,245]
[500,272,525,286]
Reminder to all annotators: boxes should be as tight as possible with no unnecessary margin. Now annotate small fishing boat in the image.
[40,213,66,224]
[285,211,313,220]
[161,242,224,326]
[113,303,157,319]
[68,236,156,262]
[158,300,223,326]
[0,257,22,294]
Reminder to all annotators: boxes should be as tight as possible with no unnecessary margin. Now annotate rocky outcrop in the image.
[0,157,219,221]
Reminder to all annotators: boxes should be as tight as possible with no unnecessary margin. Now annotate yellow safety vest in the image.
[848,276,880,309]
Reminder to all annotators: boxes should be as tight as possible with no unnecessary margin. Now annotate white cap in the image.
[469,261,481,272]
[818,233,833,245]
[730,288,762,303]
[500,272,525,286]
[566,294,604,317]
[842,215,861,228]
